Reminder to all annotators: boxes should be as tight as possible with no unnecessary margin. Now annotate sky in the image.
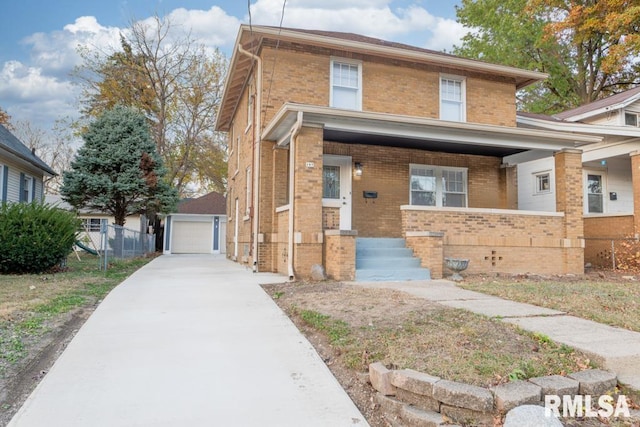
[0,0,463,133]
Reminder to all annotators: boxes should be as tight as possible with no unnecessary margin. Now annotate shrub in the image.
[0,202,80,274]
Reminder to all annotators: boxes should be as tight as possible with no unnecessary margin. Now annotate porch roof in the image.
[263,103,601,158]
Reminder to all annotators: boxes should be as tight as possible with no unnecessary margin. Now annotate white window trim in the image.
[533,170,553,195]
[439,74,466,122]
[0,164,3,201]
[624,111,639,127]
[330,57,363,111]
[245,166,252,216]
[23,174,34,203]
[583,169,607,214]
[409,164,468,208]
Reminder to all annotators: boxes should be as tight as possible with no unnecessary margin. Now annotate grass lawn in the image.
[0,254,152,377]
[264,281,596,388]
[459,275,640,332]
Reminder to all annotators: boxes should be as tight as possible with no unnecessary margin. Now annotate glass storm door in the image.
[323,155,352,230]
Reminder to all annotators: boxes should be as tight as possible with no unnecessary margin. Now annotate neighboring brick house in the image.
[1,124,55,203]
[517,87,640,267]
[215,25,597,280]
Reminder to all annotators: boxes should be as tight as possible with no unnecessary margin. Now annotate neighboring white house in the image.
[516,87,640,215]
[515,87,640,267]
[164,191,227,255]
[1,124,55,203]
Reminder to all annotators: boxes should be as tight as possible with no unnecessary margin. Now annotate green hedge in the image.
[0,202,80,274]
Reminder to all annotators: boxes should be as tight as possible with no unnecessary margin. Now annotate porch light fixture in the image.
[354,162,363,177]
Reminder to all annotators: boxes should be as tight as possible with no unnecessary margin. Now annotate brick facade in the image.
[402,208,584,275]
[222,27,585,279]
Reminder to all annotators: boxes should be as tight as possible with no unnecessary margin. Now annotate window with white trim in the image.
[245,166,252,216]
[0,165,3,201]
[81,218,103,232]
[247,94,254,130]
[625,112,639,127]
[586,173,604,213]
[410,165,467,207]
[330,59,362,110]
[440,76,465,122]
[534,171,551,195]
[22,175,33,202]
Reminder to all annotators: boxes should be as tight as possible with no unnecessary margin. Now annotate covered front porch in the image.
[259,104,595,280]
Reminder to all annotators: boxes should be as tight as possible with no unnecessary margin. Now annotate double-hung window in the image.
[410,164,467,207]
[20,173,33,203]
[440,76,465,122]
[330,59,362,110]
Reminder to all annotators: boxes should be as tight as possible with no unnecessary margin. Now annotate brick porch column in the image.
[554,148,583,239]
[630,151,640,235]
[554,148,584,274]
[292,125,324,278]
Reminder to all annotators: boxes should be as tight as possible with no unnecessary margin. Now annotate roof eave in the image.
[216,25,548,131]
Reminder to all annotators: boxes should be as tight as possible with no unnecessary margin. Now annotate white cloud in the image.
[23,16,126,76]
[247,0,464,52]
[0,61,79,127]
[163,6,242,48]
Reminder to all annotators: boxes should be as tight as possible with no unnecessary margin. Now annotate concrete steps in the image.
[355,238,431,281]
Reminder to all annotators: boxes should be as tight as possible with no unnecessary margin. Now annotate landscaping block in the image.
[440,404,495,426]
[567,370,618,395]
[369,362,396,396]
[432,380,494,412]
[491,381,542,412]
[401,405,448,427]
[392,369,441,396]
[396,388,440,412]
[528,375,579,397]
[374,392,405,416]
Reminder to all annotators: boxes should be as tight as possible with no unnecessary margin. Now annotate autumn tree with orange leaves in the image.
[455,0,640,113]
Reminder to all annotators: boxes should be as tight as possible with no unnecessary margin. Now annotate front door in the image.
[323,155,352,230]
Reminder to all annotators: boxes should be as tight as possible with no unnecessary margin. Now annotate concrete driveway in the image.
[9,255,368,427]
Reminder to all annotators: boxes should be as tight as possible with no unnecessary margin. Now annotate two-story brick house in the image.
[215,25,598,280]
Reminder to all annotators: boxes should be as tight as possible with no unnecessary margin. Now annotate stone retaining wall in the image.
[369,362,618,426]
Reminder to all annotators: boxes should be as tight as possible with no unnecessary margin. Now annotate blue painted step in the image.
[355,238,431,281]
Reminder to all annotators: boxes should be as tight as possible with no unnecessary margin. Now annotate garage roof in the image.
[178,191,226,215]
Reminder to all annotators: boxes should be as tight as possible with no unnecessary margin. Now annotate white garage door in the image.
[171,221,213,254]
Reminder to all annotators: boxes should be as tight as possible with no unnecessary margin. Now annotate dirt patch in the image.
[0,307,93,426]
[263,280,616,427]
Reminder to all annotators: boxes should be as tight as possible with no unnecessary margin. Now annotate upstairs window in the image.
[410,165,467,207]
[440,76,465,122]
[20,174,33,203]
[330,59,362,110]
[625,112,639,127]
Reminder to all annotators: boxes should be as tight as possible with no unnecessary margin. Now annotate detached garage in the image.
[164,192,226,254]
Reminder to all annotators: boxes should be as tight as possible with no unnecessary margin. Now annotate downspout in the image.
[288,111,304,280]
[237,44,262,272]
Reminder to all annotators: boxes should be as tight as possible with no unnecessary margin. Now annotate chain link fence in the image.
[584,236,640,270]
[99,224,155,270]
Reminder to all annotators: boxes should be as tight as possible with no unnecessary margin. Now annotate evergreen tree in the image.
[61,105,178,226]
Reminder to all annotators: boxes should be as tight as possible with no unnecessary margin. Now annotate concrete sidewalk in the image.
[9,255,368,427]
[351,280,640,390]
